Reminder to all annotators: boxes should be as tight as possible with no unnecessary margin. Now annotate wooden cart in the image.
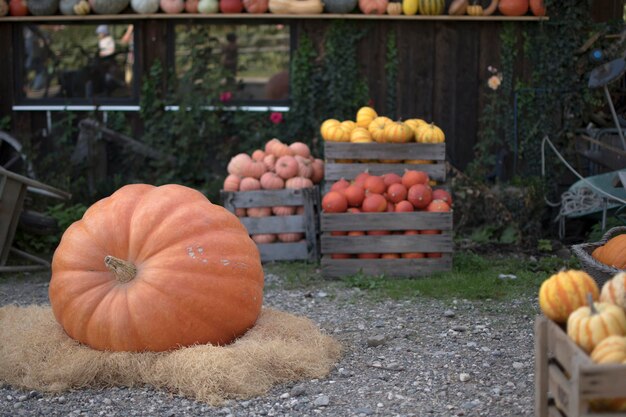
[0,166,71,272]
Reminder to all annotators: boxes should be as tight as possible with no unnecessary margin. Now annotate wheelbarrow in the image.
[0,166,71,272]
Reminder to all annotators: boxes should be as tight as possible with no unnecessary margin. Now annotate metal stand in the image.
[589,57,626,150]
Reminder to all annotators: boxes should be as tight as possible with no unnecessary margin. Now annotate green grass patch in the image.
[339,252,580,301]
[256,251,581,302]
[263,261,324,289]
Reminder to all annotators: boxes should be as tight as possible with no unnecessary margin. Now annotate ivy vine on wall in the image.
[469,0,616,184]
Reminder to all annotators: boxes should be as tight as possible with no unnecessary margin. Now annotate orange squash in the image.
[592,234,626,269]
[49,184,264,352]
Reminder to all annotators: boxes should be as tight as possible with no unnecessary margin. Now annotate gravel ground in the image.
[0,270,539,417]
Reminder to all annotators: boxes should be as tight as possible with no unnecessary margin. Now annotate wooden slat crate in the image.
[535,315,626,417]
[320,211,453,278]
[220,187,320,263]
[323,142,446,192]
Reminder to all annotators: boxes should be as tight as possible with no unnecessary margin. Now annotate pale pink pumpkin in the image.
[247,207,272,217]
[251,149,266,161]
[243,0,268,12]
[160,0,184,12]
[264,138,283,155]
[272,143,293,158]
[289,141,311,158]
[239,177,261,191]
[358,0,387,14]
[227,153,251,176]
[263,154,276,172]
[272,205,296,216]
[240,160,267,179]
[223,174,241,192]
[275,155,299,179]
[277,233,304,242]
[260,172,285,190]
[235,208,247,217]
[286,176,313,189]
[295,155,313,179]
[251,233,276,244]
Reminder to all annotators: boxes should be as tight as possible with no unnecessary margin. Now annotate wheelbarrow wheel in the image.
[0,131,36,178]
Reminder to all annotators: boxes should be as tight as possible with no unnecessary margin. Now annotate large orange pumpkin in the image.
[49,184,264,352]
[592,234,626,269]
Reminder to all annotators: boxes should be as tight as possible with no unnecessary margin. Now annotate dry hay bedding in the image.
[0,304,341,405]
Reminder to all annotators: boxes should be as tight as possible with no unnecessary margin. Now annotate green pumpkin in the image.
[418,0,444,14]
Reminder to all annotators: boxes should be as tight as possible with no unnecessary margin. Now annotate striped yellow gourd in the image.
[567,298,626,353]
[538,269,599,323]
[590,336,626,412]
[601,272,626,309]
[418,0,444,15]
[591,335,626,364]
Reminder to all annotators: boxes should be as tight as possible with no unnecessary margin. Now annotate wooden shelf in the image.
[0,13,549,22]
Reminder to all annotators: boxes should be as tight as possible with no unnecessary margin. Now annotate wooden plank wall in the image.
[298,19,511,170]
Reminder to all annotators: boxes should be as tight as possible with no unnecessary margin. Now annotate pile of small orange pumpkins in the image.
[223,138,324,244]
[539,269,626,411]
[321,169,451,259]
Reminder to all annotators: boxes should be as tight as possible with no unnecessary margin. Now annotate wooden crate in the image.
[320,211,453,278]
[535,315,626,417]
[324,142,446,191]
[220,187,320,263]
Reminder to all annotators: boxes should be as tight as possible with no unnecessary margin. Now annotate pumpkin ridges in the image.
[50,183,264,352]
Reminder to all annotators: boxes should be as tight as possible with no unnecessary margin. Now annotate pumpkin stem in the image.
[587,292,597,315]
[104,256,137,284]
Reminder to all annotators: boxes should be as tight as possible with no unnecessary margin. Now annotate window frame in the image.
[12,21,142,107]
[166,18,295,109]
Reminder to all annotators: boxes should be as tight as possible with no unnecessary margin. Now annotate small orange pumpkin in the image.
[49,184,264,352]
[322,191,348,213]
